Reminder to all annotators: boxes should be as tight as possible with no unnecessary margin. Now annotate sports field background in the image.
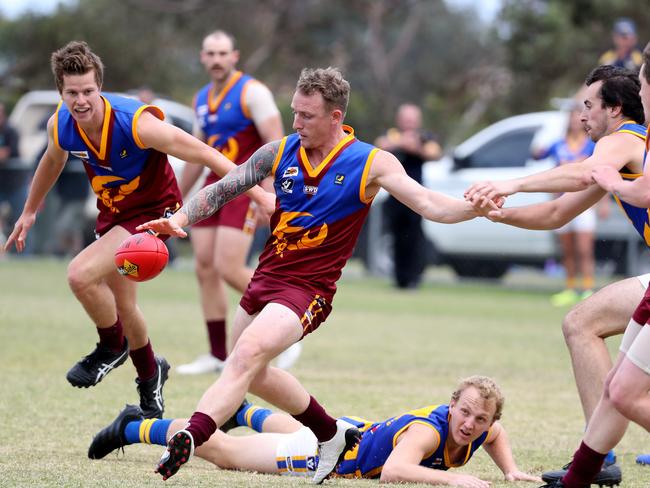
[1,257,648,487]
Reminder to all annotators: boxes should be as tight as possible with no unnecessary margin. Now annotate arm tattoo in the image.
[180,141,280,226]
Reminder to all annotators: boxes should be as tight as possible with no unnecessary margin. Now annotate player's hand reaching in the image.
[137,214,188,238]
[504,470,542,483]
[465,180,518,207]
[4,211,36,253]
[591,165,622,193]
[471,196,506,217]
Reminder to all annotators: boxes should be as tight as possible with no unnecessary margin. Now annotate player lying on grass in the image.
[88,375,540,487]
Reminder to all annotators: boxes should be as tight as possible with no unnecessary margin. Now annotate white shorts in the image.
[275,427,318,477]
[619,274,650,369]
[556,207,596,234]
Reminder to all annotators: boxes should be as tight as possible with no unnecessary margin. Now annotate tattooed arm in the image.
[137,142,280,237]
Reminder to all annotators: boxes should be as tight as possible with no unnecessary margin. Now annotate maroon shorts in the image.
[95,204,178,242]
[192,194,256,234]
[633,285,650,325]
[239,277,333,338]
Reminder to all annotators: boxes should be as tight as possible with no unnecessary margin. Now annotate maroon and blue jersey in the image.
[251,126,378,300]
[335,404,491,478]
[194,71,264,185]
[54,93,181,235]
[611,122,649,246]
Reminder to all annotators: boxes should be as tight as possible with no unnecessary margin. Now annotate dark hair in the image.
[585,65,644,124]
[643,41,650,84]
[51,41,104,93]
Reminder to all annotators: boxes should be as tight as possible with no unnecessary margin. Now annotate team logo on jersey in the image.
[70,150,89,159]
[334,173,345,185]
[120,149,128,159]
[303,185,318,196]
[197,105,208,116]
[272,211,328,257]
[224,102,232,111]
[208,113,218,123]
[283,167,299,177]
[280,178,294,194]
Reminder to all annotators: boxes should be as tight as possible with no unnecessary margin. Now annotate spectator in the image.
[0,102,23,246]
[375,103,441,289]
[598,17,643,72]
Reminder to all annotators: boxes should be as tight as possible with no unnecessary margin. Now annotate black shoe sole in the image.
[66,348,129,388]
[156,431,192,480]
[542,465,622,487]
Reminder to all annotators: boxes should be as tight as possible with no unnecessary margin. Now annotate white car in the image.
[365,111,641,279]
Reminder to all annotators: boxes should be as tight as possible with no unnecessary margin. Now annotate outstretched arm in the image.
[368,150,495,224]
[482,422,541,483]
[465,132,641,203]
[592,165,650,208]
[487,185,606,230]
[136,110,272,212]
[137,142,279,236]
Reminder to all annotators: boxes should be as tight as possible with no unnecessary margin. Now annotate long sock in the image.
[207,319,227,360]
[291,396,337,442]
[97,318,125,352]
[185,411,217,448]
[236,403,272,432]
[130,340,156,381]
[562,441,606,487]
[124,418,173,446]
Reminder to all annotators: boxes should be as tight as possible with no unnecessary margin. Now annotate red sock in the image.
[291,395,337,442]
[562,441,606,488]
[96,318,125,352]
[129,340,156,381]
[185,411,217,448]
[207,319,227,360]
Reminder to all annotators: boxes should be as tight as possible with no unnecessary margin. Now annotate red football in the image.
[114,232,169,282]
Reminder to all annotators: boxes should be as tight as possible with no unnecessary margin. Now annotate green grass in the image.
[0,258,648,487]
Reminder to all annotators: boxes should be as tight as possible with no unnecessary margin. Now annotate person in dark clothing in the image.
[376,103,441,289]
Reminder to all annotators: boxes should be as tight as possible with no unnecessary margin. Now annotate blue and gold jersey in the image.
[194,71,263,173]
[611,121,649,247]
[253,125,378,299]
[54,93,181,233]
[335,404,490,478]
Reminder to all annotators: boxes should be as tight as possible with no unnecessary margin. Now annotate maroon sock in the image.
[562,441,607,488]
[130,340,156,381]
[291,396,337,442]
[185,411,217,448]
[207,319,227,360]
[96,318,125,352]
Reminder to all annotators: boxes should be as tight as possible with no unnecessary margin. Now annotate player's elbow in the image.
[379,463,407,483]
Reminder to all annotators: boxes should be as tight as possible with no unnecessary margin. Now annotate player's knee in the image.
[561,308,582,343]
[195,261,221,283]
[229,338,267,376]
[67,258,91,293]
[608,375,634,415]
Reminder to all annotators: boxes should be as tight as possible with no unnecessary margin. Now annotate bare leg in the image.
[562,277,644,421]
[214,226,254,293]
[191,227,227,321]
[575,231,595,290]
[66,226,132,328]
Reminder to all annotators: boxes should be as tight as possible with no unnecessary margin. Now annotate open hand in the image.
[137,216,187,238]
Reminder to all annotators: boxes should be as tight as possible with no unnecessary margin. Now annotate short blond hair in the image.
[296,67,350,115]
[451,375,504,421]
[51,41,104,93]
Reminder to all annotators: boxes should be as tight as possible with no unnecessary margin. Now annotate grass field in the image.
[1,257,648,487]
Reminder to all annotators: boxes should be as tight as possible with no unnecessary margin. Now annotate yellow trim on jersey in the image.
[360,148,379,204]
[618,130,646,140]
[53,100,63,150]
[484,424,495,443]
[77,95,112,160]
[299,125,355,178]
[132,104,165,149]
[208,71,243,113]
[392,420,441,460]
[271,136,288,177]
[240,79,254,120]
[139,419,155,444]
[443,438,472,468]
